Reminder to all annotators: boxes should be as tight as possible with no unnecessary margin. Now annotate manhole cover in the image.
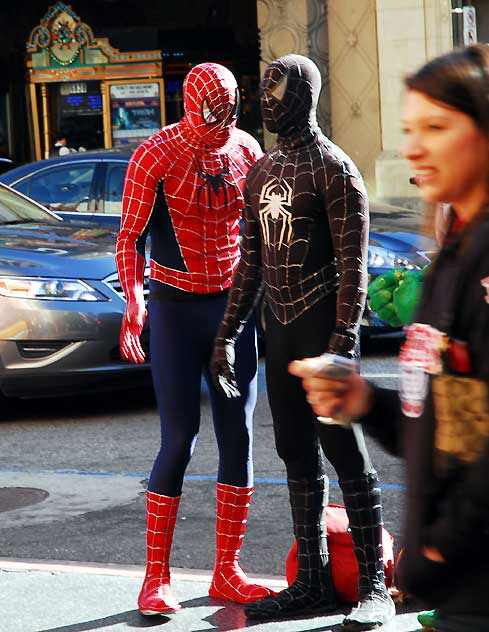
[0,487,49,513]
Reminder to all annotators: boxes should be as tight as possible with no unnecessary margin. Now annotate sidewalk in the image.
[0,559,424,632]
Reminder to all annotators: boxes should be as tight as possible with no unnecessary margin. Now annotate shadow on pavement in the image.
[37,609,171,631]
[0,385,157,422]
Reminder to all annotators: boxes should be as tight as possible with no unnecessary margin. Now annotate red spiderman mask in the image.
[183,63,240,148]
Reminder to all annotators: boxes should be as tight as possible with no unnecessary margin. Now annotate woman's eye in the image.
[202,99,219,124]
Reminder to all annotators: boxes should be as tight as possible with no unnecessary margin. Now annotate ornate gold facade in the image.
[26,2,164,159]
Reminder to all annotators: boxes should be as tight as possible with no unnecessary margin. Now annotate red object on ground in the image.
[285,504,395,603]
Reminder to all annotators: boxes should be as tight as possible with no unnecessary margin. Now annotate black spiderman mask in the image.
[260,54,321,140]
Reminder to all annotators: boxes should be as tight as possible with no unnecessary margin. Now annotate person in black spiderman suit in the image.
[211,54,395,630]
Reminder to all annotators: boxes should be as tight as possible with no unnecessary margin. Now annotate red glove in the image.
[120,296,146,364]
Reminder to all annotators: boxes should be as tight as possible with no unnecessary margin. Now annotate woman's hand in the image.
[288,356,373,419]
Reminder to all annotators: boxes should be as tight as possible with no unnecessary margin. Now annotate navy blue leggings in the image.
[147,292,257,496]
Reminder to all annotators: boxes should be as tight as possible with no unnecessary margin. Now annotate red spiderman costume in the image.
[115,62,273,615]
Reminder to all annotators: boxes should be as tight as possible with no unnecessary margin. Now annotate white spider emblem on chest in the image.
[258,178,293,249]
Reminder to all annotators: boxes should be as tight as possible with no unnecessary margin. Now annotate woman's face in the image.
[401,90,489,215]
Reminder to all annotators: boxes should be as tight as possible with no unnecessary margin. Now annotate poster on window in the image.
[109,82,162,146]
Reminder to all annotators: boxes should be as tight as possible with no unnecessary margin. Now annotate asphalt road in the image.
[0,338,404,577]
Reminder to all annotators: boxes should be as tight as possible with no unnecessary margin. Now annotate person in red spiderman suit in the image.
[115,62,273,616]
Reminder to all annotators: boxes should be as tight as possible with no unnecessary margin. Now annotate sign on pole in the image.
[463,6,477,46]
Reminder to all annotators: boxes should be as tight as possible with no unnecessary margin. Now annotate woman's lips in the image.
[413,169,436,186]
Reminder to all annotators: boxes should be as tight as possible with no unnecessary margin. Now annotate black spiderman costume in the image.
[211,55,395,630]
[115,62,274,615]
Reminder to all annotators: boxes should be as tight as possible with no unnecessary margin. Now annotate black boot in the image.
[245,476,337,620]
[340,474,395,631]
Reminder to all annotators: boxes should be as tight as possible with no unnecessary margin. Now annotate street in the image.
[0,338,404,577]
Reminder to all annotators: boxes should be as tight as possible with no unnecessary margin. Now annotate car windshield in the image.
[0,184,60,225]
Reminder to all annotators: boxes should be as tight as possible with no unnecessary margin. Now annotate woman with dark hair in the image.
[290,44,489,632]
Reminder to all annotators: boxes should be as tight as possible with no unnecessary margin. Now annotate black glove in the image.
[210,337,241,398]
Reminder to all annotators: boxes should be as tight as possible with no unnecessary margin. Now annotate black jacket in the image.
[362,213,489,615]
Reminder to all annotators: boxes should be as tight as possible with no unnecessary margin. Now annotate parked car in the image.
[0,148,132,229]
[0,182,150,399]
[0,152,436,333]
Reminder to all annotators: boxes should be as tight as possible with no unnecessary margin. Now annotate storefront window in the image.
[109,81,164,147]
[54,81,104,151]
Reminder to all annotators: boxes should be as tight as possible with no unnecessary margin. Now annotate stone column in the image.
[256,0,331,147]
[375,0,453,206]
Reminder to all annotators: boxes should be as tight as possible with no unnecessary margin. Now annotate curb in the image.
[0,557,288,587]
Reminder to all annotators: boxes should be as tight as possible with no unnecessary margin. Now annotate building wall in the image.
[327,0,453,205]
[327,0,381,195]
[256,0,330,147]
[472,0,489,44]
[375,0,453,205]
[376,0,453,155]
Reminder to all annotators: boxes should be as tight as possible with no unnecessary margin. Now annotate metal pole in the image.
[451,0,464,47]
[29,83,42,161]
[40,83,50,159]
[101,81,112,148]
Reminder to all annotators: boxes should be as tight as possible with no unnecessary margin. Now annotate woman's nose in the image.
[400,133,424,161]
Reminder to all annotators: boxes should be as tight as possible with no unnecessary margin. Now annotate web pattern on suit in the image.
[116,125,262,296]
[219,135,369,357]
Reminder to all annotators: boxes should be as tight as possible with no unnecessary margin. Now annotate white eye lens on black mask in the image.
[202,98,219,125]
[270,75,288,102]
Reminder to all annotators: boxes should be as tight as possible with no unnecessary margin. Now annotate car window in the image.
[14,178,32,197]
[102,162,127,215]
[0,184,59,223]
[24,164,96,213]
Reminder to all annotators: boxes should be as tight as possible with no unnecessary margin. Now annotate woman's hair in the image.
[405,44,489,134]
[406,45,489,239]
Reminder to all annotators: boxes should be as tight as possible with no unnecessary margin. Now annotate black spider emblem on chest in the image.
[193,156,238,214]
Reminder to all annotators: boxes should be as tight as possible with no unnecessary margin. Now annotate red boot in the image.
[138,491,182,615]
[209,483,275,604]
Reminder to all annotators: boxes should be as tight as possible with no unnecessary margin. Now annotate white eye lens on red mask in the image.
[202,98,219,125]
